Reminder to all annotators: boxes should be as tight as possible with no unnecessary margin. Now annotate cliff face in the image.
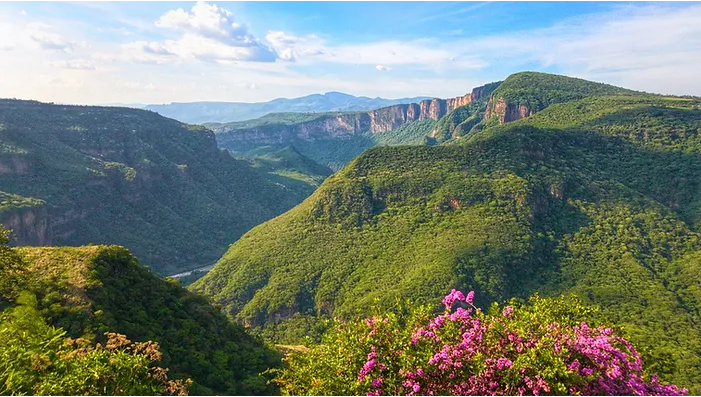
[484,97,537,124]
[1,205,50,246]
[217,84,496,148]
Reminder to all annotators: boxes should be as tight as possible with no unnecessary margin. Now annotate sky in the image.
[0,1,700,105]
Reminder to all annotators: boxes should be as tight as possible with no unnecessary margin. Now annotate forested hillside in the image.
[0,235,280,395]
[0,100,309,275]
[192,72,701,392]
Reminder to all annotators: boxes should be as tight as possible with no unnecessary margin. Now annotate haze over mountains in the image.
[142,92,432,124]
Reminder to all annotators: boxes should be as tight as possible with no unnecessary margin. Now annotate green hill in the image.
[191,72,701,392]
[3,243,280,395]
[239,145,334,197]
[0,99,308,275]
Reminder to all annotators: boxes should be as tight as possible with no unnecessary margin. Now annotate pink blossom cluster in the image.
[354,290,686,396]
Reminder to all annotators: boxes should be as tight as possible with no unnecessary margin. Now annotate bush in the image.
[0,291,190,395]
[274,290,686,396]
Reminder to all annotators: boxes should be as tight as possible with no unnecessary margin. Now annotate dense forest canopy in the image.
[192,72,701,392]
[0,228,280,395]
[0,100,311,275]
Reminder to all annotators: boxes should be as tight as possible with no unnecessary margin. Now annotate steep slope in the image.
[213,84,499,171]
[240,145,334,198]
[144,92,432,124]
[484,71,637,124]
[0,99,307,275]
[5,243,280,395]
[192,74,701,391]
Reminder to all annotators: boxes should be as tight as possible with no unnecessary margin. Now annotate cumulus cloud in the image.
[131,1,278,63]
[376,64,390,72]
[50,59,97,70]
[265,31,326,61]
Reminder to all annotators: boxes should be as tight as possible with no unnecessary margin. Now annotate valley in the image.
[2,71,701,395]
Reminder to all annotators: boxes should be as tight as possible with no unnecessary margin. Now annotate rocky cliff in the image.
[484,96,537,124]
[1,205,50,245]
[215,84,497,149]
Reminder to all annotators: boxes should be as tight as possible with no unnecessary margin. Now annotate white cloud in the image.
[460,4,701,95]
[50,59,96,70]
[265,31,326,61]
[1,3,700,105]
[27,22,74,52]
[146,1,277,63]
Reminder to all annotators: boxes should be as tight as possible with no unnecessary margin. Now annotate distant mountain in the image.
[143,92,432,124]
[192,72,701,391]
[211,83,500,171]
[0,100,310,275]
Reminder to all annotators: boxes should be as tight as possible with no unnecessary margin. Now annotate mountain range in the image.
[191,72,701,392]
[2,71,701,394]
[142,92,432,124]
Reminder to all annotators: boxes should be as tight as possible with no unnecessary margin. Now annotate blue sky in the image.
[0,1,699,104]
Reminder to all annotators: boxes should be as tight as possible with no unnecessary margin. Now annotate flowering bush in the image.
[274,291,686,396]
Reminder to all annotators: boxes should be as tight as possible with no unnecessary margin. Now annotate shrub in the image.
[0,292,190,395]
[274,290,686,396]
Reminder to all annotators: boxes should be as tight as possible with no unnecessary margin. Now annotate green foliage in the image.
[274,294,679,396]
[192,78,701,392]
[9,244,281,395]
[0,99,308,275]
[0,191,44,214]
[0,291,190,395]
[372,119,437,146]
[212,109,439,173]
[0,226,24,301]
[240,145,334,197]
[487,71,637,114]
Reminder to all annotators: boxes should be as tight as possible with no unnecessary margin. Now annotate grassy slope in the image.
[14,245,281,395]
[0,100,307,275]
[192,73,701,391]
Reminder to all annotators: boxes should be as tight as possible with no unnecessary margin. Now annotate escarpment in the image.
[215,83,499,147]
[1,205,50,246]
[484,97,537,124]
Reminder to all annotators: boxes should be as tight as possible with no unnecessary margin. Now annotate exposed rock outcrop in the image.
[1,205,50,246]
[484,97,537,124]
[216,84,498,149]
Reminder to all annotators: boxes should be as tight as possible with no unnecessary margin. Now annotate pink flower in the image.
[442,289,465,309]
[502,305,514,317]
[496,358,513,370]
[466,290,475,304]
